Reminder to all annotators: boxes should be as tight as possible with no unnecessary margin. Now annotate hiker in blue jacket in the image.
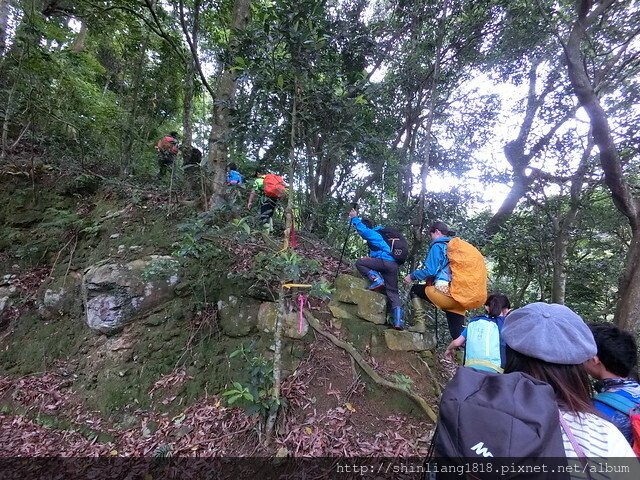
[349,209,403,330]
[403,221,466,339]
[585,323,640,449]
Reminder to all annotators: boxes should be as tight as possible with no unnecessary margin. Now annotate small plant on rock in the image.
[222,343,283,419]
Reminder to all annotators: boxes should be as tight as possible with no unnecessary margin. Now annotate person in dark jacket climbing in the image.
[349,209,403,330]
[155,131,179,179]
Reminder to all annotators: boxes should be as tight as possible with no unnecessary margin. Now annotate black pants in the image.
[410,283,465,339]
[355,257,401,309]
[260,197,277,224]
[157,151,175,178]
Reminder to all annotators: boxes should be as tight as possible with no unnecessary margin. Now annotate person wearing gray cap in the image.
[502,302,635,459]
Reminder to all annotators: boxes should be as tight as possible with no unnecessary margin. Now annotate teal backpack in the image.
[464,315,505,373]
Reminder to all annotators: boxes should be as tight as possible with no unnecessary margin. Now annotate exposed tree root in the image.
[304,311,438,423]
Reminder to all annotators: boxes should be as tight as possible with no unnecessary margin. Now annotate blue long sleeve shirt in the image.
[410,236,452,282]
[351,217,395,262]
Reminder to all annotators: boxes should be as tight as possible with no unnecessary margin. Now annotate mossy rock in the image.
[217,295,260,337]
[383,330,436,352]
[328,300,358,320]
[256,302,309,339]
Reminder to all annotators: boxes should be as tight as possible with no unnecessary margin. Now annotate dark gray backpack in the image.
[431,367,569,478]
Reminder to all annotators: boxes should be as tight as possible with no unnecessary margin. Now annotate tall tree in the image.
[207,0,251,206]
[0,0,11,57]
[561,0,640,331]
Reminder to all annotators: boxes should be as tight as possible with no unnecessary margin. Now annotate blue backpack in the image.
[464,315,505,373]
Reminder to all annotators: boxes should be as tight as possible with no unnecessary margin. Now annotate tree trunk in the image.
[181,0,200,153]
[120,36,149,175]
[207,0,251,206]
[485,59,574,238]
[617,232,640,331]
[0,49,24,160]
[563,0,640,331]
[414,0,448,242]
[0,0,11,57]
[550,140,592,304]
[71,19,87,53]
[282,81,297,251]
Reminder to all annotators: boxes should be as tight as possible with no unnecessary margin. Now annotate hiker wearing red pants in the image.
[349,209,403,330]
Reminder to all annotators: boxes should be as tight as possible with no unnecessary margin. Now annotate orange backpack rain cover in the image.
[447,237,488,310]
[263,174,286,199]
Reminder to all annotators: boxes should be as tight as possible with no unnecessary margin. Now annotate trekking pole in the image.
[167,159,176,216]
[333,202,358,283]
[434,306,438,344]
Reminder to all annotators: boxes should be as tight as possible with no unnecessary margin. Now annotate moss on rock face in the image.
[0,313,89,375]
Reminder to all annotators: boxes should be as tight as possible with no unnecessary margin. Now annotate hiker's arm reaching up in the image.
[349,213,389,253]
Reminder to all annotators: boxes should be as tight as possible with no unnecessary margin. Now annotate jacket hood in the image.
[431,235,452,245]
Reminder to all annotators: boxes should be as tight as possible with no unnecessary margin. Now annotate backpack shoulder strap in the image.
[594,391,638,415]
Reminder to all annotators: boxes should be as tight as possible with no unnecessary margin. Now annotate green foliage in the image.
[141,257,179,281]
[252,250,321,285]
[309,279,333,300]
[222,343,281,418]
[390,373,414,392]
[484,190,628,319]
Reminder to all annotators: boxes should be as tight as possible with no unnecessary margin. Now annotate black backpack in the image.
[430,367,569,478]
[378,227,408,265]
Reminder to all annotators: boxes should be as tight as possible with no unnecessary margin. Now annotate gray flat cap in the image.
[502,302,597,365]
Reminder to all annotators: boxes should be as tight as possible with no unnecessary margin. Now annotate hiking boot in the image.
[367,270,385,290]
[392,306,404,330]
[410,296,430,332]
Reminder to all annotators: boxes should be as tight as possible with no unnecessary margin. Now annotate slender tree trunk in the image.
[0,0,11,57]
[283,81,297,251]
[71,19,88,53]
[550,218,569,304]
[207,0,251,206]
[550,140,592,304]
[120,36,149,175]
[415,0,448,238]
[0,49,24,160]
[181,0,200,153]
[563,0,640,331]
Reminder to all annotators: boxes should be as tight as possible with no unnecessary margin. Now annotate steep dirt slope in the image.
[0,164,452,461]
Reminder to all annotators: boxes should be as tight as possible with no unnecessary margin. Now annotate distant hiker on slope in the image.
[404,221,487,340]
[155,131,180,179]
[247,167,287,231]
[226,163,244,186]
[349,209,405,330]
